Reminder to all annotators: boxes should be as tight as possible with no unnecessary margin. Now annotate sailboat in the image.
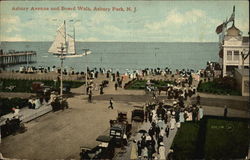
[48,20,91,58]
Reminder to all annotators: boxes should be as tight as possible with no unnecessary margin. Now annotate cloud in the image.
[1,15,20,24]
[237,20,249,35]
[79,37,100,42]
[89,12,110,26]
[144,9,206,31]
[1,34,26,42]
[0,15,21,32]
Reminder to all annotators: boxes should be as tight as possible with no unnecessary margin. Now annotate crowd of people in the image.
[134,99,204,159]
[132,68,203,159]
[11,65,199,79]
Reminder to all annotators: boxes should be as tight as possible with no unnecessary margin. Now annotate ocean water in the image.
[0,42,219,73]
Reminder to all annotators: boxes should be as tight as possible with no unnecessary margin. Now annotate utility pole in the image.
[84,49,88,95]
[26,45,29,71]
[155,48,159,69]
[58,43,65,101]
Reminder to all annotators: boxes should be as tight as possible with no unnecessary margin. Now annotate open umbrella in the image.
[138,129,147,134]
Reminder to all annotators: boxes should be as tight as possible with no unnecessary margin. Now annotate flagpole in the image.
[85,50,88,95]
[233,5,235,25]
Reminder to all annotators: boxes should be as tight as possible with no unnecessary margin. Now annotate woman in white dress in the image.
[187,111,192,121]
[158,142,166,160]
[170,117,176,130]
[198,106,204,120]
[179,111,185,123]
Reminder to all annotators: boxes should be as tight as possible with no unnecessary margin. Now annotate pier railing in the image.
[0,50,37,66]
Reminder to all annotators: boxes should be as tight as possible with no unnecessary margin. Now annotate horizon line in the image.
[0,41,218,43]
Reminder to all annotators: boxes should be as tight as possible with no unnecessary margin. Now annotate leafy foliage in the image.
[125,79,174,90]
[0,79,84,93]
[0,98,28,116]
[197,77,241,95]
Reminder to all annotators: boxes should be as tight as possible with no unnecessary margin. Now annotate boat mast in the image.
[60,20,66,103]
[64,20,68,54]
[73,26,76,54]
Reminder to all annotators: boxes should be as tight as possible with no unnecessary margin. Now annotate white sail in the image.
[67,34,76,54]
[48,22,67,54]
[48,21,92,57]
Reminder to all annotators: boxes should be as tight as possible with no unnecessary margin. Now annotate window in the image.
[233,50,239,61]
[227,51,232,61]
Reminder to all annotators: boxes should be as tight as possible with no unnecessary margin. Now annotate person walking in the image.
[100,85,104,95]
[108,97,114,109]
[158,142,166,160]
[155,125,160,141]
[149,111,153,123]
[115,82,118,90]
[148,127,154,138]
[88,90,92,103]
[165,123,170,137]
[196,94,201,105]
[224,105,228,117]
[137,140,142,157]
[198,106,204,120]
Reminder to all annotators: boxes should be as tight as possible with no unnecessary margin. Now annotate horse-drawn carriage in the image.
[1,117,26,138]
[50,95,69,111]
[80,136,115,160]
[131,106,144,122]
[110,112,132,146]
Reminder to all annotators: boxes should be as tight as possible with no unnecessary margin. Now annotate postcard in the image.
[0,0,249,159]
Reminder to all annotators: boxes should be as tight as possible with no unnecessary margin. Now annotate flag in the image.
[227,6,235,23]
[216,22,225,34]
[219,49,223,58]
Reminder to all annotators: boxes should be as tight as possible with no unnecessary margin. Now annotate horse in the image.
[157,86,170,95]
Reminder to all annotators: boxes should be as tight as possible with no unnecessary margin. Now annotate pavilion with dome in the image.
[220,23,249,77]
[216,6,249,96]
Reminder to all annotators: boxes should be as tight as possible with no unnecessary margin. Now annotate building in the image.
[220,23,249,77]
[234,68,249,96]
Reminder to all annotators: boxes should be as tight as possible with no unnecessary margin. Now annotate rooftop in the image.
[226,24,241,36]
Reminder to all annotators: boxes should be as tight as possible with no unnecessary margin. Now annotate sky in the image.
[0,0,249,42]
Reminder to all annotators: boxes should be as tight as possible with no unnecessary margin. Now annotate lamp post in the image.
[83,49,89,95]
[154,47,159,69]
[58,43,65,100]
[26,45,29,70]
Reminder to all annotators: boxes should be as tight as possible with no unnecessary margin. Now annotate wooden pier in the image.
[0,49,37,66]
